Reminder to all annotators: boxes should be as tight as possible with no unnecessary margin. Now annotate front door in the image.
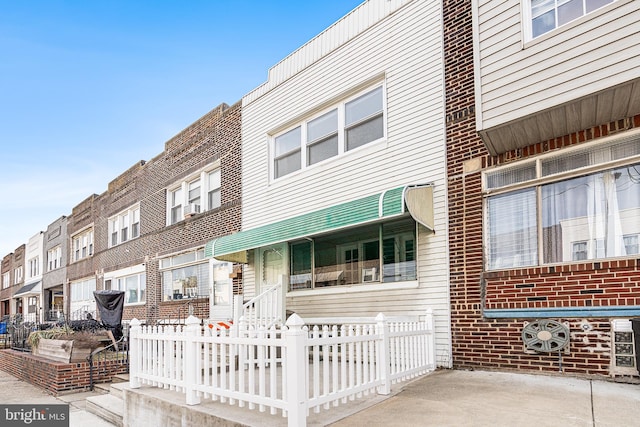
[209,260,233,320]
[259,244,287,291]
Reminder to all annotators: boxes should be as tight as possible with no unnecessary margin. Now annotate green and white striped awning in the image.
[205,184,433,262]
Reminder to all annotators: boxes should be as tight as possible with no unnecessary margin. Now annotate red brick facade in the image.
[0,349,127,396]
[93,102,243,324]
[444,0,640,378]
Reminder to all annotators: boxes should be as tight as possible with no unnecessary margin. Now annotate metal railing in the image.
[87,324,130,391]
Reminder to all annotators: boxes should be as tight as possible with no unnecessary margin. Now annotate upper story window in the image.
[28,257,39,278]
[14,266,23,284]
[2,272,9,289]
[167,167,222,225]
[71,228,94,262]
[108,205,140,247]
[47,246,62,271]
[484,136,640,270]
[528,0,615,39]
[272,84,385,179]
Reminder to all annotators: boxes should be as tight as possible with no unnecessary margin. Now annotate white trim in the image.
[286,280,419,297]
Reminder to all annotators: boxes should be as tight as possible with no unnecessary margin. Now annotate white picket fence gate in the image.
[129,310,436,427]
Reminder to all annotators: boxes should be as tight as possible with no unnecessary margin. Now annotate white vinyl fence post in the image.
[426,308,436,369]
[376,313,391,395]
[129,318,142,389]
[185,315,201,405]
[285,313,307,427]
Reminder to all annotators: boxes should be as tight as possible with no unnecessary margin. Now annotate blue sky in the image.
[0,0,364,257]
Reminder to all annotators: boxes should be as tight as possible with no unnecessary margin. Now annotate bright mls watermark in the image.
[1,404,69,427]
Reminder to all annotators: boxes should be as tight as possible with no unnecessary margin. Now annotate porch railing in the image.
[238,282,284,329]
[129,310,436,427]
[87,324,130,391]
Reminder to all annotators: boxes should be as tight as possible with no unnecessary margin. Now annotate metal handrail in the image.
[87,329,129,391]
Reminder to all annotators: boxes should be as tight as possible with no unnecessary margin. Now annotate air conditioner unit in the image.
[184,203,201,217]
[362,267,377,282]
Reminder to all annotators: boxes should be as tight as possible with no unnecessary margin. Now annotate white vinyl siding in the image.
[474,0,640,131]
[241,0,450,366]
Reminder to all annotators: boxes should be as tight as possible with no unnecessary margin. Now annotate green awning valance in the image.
[205,184,433,261]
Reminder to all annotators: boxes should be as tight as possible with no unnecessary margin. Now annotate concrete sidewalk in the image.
[0,370,116,427]
[1,368,639,426]
[331,369,640,427]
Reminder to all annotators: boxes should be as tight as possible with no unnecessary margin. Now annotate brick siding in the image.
[444,0,640,377]
[0,349,127,396]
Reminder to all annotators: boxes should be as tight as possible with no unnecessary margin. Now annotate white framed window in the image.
[111,273,146,305]
[47,246,62,271]
[289,217,416,291]
[2,272,9,289]
[71,228,94,262]
[484,135,640,270]
[108,205,140,247]
[271,84,386,179]
[28,257,39,278]
[166,166,221,225]
[623,234,639,255]
[14,266,23,284]
[159,249,209,301]
[525,0,616,40]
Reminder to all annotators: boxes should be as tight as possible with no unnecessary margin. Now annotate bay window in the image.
[484,136,640,270]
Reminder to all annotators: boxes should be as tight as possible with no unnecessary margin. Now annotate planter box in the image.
[33,339,92,363]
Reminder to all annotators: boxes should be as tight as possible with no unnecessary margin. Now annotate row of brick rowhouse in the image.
[2,0,640,381]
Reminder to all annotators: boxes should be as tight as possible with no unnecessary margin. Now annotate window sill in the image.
[287,280,418,297]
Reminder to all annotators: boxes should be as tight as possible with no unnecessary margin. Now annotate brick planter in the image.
[0,349,128,396]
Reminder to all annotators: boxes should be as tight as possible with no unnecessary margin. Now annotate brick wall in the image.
[93,101,243,324]
[444,0,640,378]
[0,349,127,395]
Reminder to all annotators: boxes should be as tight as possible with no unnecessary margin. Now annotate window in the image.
[28,257,39,278]
[108,205,140,247]
[111,273,146,305]
[208,170,221,210]
[623,234,639,255]
[484,137,640,270]
[14,267,22,284]
[70,278,96,302]
[272,84,385,179]
[71,228,94,262]
[160,249,209,301]
[571,241,588,261]
[167,166,221,225]
[2,272,9,289]
[47,246,62,271]
[289,217,416,291]
[528,0,615,39]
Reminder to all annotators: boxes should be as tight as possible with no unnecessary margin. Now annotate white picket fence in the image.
[129,310,436,427]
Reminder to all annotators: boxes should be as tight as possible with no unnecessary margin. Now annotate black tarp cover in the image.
[93,290,125,339]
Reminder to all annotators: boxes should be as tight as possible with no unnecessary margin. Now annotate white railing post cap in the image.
[130,318,141,326]
[285,313,305,328]
[186,315,200,325]
[375,312,387,322]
